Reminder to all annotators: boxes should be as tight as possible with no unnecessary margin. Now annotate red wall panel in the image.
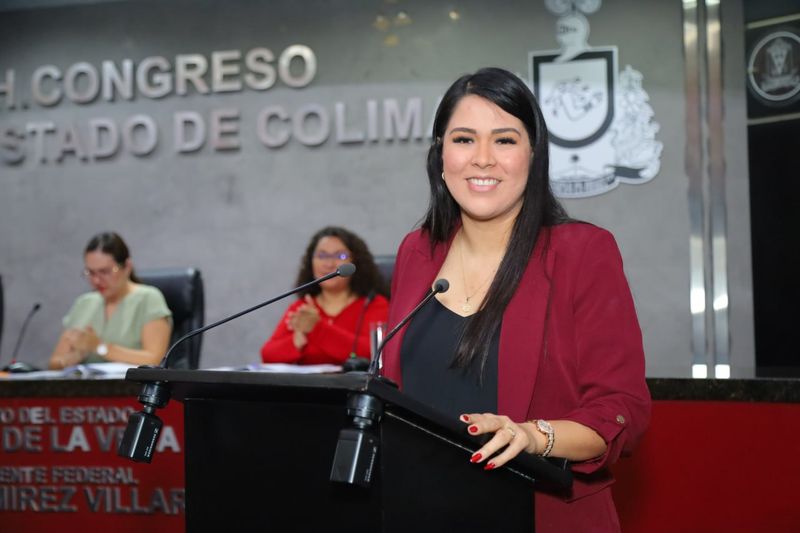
[613,401,800,532]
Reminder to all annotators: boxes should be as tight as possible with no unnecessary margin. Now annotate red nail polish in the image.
[470,453,482,463]
[461,414,471,422]
[484,463,495,471]
[468,425,478,433]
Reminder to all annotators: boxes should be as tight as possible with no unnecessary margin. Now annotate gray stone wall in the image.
[0,0,754,376]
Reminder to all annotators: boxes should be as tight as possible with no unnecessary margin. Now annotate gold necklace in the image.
[457,233,496,314]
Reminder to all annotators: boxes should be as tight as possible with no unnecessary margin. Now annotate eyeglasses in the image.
[82,265,120,279]
[313,251,351,261]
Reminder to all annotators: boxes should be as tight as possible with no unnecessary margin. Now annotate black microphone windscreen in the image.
[337,263,356,277]
[433,279,449,293]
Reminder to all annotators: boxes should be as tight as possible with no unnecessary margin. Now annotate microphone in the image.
[331,279,449,487]
[342,291,375,372]
[160,263,356,369]
[119,263,356,464]
[366,279,448,376]
[2,302,42,372]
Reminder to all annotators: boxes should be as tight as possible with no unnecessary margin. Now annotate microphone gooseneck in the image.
[9,302,42,365]
[331,278,450,487]
[120,263,357,464]
[366,278,449,376]
[159,263,356,369]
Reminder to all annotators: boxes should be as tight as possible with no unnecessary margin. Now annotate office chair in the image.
[137,267,204,369]
[373,255,396,297]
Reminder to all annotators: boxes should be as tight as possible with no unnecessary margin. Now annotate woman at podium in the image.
[260,226,389,365]
[49,232,172,369]
[382,68,650,532]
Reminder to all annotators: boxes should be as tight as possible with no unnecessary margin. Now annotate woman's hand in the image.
[49,328,90,369]
[64,327,100,356]
[82,326,102,353]
[461,413,609,465]
[63,328,83,352]
[460,413,539,470]
[292,330,308,350]
[288,296,321,334]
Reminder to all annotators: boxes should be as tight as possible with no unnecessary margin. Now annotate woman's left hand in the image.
[292,330,308,350]
[460,413,537,470]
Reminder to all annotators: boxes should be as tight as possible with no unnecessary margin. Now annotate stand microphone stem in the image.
[117,264,356,464]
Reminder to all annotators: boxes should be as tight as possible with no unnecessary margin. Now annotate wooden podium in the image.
[124,368,572,532]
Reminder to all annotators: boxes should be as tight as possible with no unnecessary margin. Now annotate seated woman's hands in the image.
[51,327,99,369]
[286,296,321,349]
[68,326,101,355]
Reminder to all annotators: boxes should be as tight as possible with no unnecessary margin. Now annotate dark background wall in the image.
[742,0,800,376]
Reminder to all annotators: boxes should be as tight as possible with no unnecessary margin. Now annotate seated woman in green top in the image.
[48,232,172,370]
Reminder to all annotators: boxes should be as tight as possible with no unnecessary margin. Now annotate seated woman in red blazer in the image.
[381,68,651,532]
[261,226,389,365]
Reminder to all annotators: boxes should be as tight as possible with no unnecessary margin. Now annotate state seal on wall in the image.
[529,0,662,198]
[747,30,800,106]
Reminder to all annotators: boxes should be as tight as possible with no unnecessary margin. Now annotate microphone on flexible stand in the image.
[367,278,449,377]
[118,263,357,464]
[342,290,375,373]
[160,263,357,370]
[2,302,42,373]
[331,279,449,487]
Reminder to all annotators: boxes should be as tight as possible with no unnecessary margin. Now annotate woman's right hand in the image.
[288,296,321,334]
[66,326,101,355]
[63,328,84,351]
[282,296,319,351]
[65,328,94,357]
[50,329,87,369]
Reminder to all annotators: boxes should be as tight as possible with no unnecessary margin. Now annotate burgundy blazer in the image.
[383,222,651,532]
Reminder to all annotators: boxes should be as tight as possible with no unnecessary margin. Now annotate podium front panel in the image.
[182,395,535,532]
[184,397,380,532]
[129,370,543,532]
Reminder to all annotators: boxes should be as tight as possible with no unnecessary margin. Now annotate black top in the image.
[400,298,499,419]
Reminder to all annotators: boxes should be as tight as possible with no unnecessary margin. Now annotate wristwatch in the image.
[96,343,109,357]
[532,419,555,457]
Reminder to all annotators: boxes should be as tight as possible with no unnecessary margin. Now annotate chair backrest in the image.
[136,267,204,369]
[373,255,396,297]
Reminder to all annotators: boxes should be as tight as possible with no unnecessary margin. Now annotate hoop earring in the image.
[441,172,445,181]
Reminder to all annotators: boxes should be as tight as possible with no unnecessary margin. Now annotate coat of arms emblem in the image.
[747,30,800,105]
[529,0,662,198]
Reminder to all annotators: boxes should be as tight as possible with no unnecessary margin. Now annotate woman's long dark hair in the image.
[84,231,140,283]
[295,226,389,298]
[422,67,568,372]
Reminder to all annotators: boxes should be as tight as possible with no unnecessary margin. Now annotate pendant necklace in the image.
[457,232,496,314]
